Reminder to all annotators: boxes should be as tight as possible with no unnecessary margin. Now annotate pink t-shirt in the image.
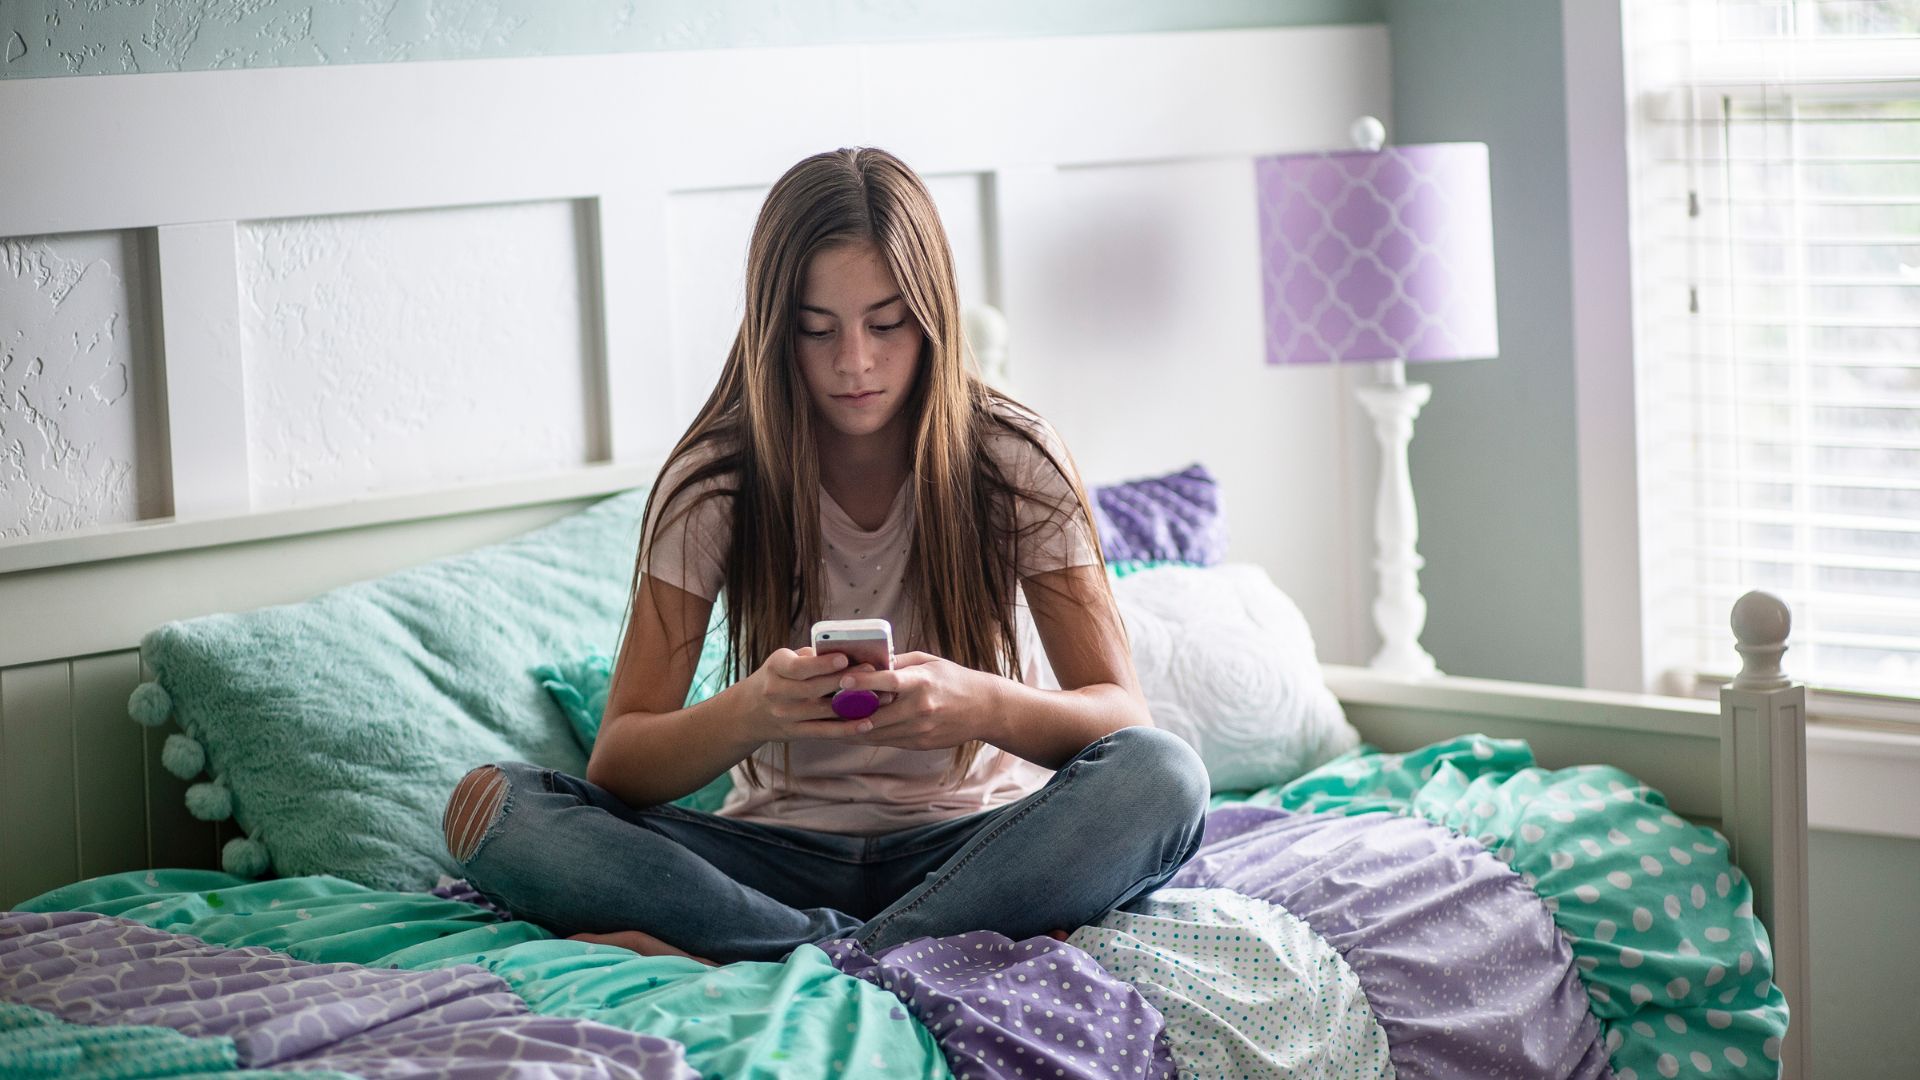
[639,405,1100,836]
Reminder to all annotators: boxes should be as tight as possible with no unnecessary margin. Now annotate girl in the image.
[443,147,1209,965]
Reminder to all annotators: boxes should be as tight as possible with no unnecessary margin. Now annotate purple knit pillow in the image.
[1089,463,1226,565]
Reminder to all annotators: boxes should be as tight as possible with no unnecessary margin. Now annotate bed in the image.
[0,23,1810,1079]
[0,493,1811,1080]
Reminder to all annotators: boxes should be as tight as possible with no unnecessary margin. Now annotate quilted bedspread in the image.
[1,735,1788,1079]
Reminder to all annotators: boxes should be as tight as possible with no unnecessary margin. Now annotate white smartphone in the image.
[810,618,894,720]
[809,618,894,671]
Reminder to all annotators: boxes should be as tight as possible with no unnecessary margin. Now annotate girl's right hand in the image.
[736,647,876,743]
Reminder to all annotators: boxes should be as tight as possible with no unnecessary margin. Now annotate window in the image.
[1627,0,1920,701]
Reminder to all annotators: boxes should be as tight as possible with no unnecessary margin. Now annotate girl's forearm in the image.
[982,678,1153,770]
[585,683,764,807]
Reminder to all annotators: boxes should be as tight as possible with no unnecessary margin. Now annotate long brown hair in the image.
[627,147,1112,789]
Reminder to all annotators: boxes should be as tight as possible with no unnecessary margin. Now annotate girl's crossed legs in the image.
[443,725,1210,964]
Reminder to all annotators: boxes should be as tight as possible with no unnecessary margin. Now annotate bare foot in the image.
[569,929,719,967]
[1046,929,1072,942]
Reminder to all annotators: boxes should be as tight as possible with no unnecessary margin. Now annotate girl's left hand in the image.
[834,651,1001,751]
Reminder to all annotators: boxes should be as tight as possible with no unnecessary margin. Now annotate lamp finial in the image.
[1350,115,1387,153]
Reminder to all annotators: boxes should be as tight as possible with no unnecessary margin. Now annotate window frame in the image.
[1566,0,1660,695]
[1567,0,1920,722]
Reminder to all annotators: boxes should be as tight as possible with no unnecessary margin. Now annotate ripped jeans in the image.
[443,725,1211,964]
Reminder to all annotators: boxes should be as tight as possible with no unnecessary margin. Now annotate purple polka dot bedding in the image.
[6,734,1788,1079]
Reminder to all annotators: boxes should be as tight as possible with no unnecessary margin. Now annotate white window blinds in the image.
[1627,1,1920,699]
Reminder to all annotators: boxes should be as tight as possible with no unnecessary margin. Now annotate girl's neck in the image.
[814,415,913,525]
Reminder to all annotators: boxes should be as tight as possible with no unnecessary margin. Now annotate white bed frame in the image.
[0,26,1810,1078]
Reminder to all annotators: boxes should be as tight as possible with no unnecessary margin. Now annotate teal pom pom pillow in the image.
[536,651,616,752]
[137,488,653,891]
[533,594,736,814]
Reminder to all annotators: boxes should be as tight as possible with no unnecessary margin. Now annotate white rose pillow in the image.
[1020,563,1359,792]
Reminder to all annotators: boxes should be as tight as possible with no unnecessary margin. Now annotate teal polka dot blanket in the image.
[1201,735,1790,1079]
[6,734,1788,1080]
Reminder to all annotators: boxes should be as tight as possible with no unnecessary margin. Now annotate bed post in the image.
[965,303,1012,393]
[1719,590,1810,1080]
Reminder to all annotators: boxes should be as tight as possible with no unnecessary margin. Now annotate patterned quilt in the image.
[0,735,1788,1079]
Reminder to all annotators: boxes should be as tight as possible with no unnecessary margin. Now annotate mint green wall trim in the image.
[1386,0,1584,687]
[0,0,1383,80]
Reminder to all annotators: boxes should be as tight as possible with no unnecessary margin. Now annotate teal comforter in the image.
[5,735,1790,1080]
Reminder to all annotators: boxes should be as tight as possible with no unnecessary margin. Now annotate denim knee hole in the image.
[444,764,512,863]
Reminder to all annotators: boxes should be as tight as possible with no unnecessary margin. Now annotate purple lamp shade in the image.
[1255,142,1498,366]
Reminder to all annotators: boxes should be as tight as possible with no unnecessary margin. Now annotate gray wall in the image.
[1386,0,1584,688]
[9,0,1909,1074]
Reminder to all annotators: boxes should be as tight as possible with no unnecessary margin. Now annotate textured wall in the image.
[0,232,163,537]
[238,199,593,509]
[0,0,1382,79]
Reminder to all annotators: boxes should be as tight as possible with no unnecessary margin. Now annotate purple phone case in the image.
[831,688,881,720]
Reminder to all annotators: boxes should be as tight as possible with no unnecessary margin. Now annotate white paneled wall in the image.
[237,199,601,508]
[0,26,1394,674]
[0,230,166,537]
[663,185,765,422]
[0,649,229,908]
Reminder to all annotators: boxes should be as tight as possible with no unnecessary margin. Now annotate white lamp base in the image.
[1354,360,1440,679]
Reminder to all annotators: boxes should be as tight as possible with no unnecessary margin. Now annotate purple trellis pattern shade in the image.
[1255,142,1498,366]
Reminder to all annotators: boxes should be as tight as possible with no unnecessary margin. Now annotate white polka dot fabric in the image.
[1069,887,1394,1080]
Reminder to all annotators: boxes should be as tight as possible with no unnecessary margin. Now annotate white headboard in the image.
[0,24,1392,672]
